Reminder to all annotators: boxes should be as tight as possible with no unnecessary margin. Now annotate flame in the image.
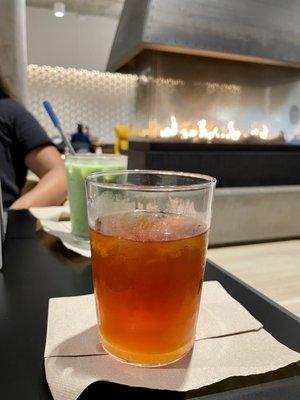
[250,124,269,140]
[181,128,198,139]
[160,115,178,137]
[227,120,242,141]
[159,116,270,142]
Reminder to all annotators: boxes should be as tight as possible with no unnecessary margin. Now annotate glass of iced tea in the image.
[85,170,216,366]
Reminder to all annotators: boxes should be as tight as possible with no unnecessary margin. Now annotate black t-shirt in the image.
[0,97,52,208]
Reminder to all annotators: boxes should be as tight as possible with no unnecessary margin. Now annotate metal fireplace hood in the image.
[107,0,300,72]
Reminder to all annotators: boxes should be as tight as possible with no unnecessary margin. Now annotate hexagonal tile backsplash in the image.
[27,64,138,143]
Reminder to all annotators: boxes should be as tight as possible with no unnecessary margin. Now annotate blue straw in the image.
[43,100,76,155]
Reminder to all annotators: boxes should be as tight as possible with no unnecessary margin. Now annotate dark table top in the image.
[0,210,299,400]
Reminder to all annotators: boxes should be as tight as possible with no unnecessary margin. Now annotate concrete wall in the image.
[0,0,28,103]
[26,6,118,71]
[210,185,300,246]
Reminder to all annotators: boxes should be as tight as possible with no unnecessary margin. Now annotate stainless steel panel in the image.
[107,0,300,71]
[107,0,150,72]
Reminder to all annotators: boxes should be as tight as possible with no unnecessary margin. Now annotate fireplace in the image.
[107,0,300,186]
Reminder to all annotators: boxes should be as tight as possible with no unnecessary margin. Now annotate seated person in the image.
[71,123,92,153]
[71,124,91,145]
[0,74,67,209]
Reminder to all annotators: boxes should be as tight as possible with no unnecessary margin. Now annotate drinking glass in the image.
[86,170,216,366]
[65,154,127,240]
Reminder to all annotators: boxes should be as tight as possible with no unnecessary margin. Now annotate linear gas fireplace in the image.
[107,0,300,186]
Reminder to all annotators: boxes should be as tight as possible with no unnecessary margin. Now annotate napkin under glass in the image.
[44,281,299,400]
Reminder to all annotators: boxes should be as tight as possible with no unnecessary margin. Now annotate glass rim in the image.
[85,169,216,192]
[65,153,127,160]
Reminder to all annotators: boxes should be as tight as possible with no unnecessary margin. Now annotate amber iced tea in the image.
[90,210,208,365]
[86,170,215,366]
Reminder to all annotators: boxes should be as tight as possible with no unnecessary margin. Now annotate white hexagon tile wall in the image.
[27,64,138,143]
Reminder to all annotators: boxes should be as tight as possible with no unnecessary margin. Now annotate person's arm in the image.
[10,145,67,209]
